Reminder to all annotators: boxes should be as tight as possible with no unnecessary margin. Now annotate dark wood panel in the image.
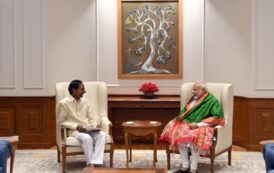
[112,108,178,143]
[0,97,55,149]
[108,95,180,143]
[0,107,15,135]
[21,106,43,134]
[248,99,274,150]
[233,97,249,147]
[234,97,274,151]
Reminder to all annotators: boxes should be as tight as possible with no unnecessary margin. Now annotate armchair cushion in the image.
[66,134,112,146]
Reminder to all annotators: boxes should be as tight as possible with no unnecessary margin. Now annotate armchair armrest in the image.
[215,125,222,129]
[60,126,68,145]
[214,124,232,153]
[100,116,112,135]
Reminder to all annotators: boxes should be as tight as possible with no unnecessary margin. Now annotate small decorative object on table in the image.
[139,82,159,99]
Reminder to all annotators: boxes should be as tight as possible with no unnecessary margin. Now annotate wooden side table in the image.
[122,120,162,168]
[0,136,19,173]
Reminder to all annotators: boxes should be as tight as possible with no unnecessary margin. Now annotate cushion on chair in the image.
[65,135,113,153]
[66,146,84,153]
[263,143,274,172]
[0,140,12,173]
[65,143,113,153]
[66,134,113,146]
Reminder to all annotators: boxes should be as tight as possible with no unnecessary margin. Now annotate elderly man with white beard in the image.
[160,81,225,173]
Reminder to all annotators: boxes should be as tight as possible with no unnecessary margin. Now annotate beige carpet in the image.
[7,149,265,173]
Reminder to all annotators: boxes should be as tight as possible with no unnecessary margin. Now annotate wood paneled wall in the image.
[108,95,181,143]
[233,96,274,151]
[1,95,274,150]
[0,97,55,148]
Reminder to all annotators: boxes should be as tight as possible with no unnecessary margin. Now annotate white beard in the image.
[193,95,199,100]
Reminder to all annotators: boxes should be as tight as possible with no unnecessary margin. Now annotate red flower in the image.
[139,82,159,93]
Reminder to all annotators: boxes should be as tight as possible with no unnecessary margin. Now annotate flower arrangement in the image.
[139,82,159,93]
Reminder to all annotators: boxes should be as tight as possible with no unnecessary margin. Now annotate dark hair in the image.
[68,80,83,94]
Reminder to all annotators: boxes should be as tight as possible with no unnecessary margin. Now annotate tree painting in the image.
[121,2,179,76]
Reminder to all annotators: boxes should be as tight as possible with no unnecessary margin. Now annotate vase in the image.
[143,92,155,99]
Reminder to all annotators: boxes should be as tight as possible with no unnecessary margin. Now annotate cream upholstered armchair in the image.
[55,81,114,173]
[166,82,233,173]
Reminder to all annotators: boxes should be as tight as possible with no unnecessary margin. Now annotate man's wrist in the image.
[197,122,211,127]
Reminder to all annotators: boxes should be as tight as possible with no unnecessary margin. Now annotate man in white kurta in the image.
[57,80,106,169]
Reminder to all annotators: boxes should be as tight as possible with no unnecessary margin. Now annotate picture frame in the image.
[117,0,182,79]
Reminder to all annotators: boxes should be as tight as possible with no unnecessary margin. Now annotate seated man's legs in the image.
[179,144,190,170]
[189,143,199,173]
[89,131,106,164]
[172,144,190,173]
[75,133,94,166]
[75,131,106,166]
[176,143,199,173]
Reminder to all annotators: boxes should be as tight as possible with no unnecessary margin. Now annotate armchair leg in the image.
[61,146,66,173]
[210,150,215,173]
[228,147,232,166]
[57,147,61,163]
[110,143,114,168]
[166,145,171,170]
[10,151,15,173]
[210,156,215,173]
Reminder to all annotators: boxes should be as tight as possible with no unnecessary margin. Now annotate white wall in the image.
[204,0,274,98]
[204,0,251,96]
[48,0,97,95]
[97,0,205,95]
[0,0,48,96]
[0,0,273,97]
[250,0,274,97]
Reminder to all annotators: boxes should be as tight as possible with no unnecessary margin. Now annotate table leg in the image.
[129,134,132,162]
[153,133,158,167]
[124,133,129,167]
[10,151,14,173]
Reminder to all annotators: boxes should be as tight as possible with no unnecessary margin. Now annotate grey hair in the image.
[195,81,208,92]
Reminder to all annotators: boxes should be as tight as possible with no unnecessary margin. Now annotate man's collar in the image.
[68,94,77,102]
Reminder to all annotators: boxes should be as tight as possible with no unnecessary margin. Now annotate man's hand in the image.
[76,124,87,132]
[189,123,198,129]
[96,123,101,128]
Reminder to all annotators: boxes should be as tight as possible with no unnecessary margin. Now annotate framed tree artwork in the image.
[118,0,182,79]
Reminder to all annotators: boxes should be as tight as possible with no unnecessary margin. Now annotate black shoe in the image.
[173,170,189,173]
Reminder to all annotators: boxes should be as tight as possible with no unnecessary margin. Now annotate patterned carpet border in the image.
[7,149,265,173]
